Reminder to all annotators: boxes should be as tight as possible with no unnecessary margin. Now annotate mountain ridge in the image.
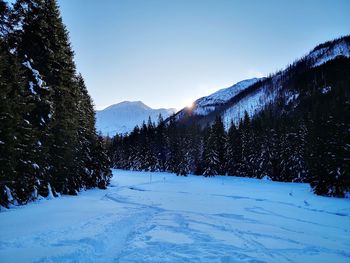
[174,35,350,127]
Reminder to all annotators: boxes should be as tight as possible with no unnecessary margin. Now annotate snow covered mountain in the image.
[175,35,350,127]
[176,78,263,119]
[96,101,176,136]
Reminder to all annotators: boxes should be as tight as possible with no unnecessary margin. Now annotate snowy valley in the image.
[1,0,350,262]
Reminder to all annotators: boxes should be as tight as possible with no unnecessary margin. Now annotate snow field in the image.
[0,169,349,262]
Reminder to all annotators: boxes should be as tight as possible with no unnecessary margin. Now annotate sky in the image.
[57,0,350,110]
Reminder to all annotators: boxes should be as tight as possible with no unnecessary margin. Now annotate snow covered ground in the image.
[1,170,349,263]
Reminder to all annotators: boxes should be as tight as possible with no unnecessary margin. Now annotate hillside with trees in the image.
[107,37,350,197]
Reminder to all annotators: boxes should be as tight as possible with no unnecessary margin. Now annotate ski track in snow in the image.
[0,169,349,263]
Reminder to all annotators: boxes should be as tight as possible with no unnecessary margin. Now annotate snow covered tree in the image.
[226,121,242,176]
[203,116,226,176]
[165,115,180,172]
[262,128,281,180]
[154,114,167,171]
[0,37,31,206]
[11,0,78,194]
[75,74,111,189]
[239,112,256,177]
[280,122,307,182]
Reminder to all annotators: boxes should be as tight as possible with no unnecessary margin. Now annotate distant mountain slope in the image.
[174,35,350,127]
[176,78,262,119]
[96,101,176,136]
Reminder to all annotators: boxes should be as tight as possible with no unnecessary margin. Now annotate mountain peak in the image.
[96,101,176,136]
[103,100,151,111]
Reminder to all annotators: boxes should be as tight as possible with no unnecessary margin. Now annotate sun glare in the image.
[183,100,194,110]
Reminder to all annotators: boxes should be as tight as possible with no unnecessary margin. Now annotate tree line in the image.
[0,0,111,208]
[107,56,350,197]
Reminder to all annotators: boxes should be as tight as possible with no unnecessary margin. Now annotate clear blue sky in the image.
[58,0,350,110]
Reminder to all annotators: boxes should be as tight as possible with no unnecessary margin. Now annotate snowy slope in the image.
[192,78,262,116]
[221,38,350,126]
[96,101,176,136]
[222,82,275,126]
[1,169,349,262]
[175,36,350,127]
[221,71,285,127]
[175,78,262,120]
[308,38,350,67]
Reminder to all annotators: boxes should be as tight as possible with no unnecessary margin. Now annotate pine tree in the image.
[74,74,111,189]
[280,121,307,182]
[226,121,242,176]
[175,135,190,176]
[187,124,203,174]
[165,115,180,172]
[154,114,167,171]
[0,37,30,206]
[203,116,226,176]
[240,112,256,176]
[146,116,157,171]
[11,0,78,194]
[262,128,281,180]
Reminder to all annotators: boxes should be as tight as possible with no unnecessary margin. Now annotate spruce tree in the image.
[154,114,167,171]
[11,0,78,194]
[240,112,255,176]
[203,116,226,176]
[226,121,242,176]
[165,115,180,172]
[0,38,30,206]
